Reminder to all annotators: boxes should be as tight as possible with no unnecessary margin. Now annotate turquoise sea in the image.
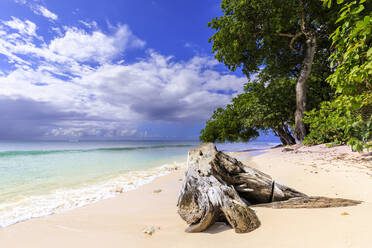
[0,140,278,227]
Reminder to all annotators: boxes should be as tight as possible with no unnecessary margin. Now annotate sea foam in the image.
[0,161,185,227]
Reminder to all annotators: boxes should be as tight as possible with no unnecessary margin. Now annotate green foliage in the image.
[305,0,372,151]
[203,0,371,150]
[199,105,259,143]
[200,77,296,143]
[200,73,333,144]
[205,0,339,144]
[325,0,371,94]
[208,0,338,79]
[304,94,372,151]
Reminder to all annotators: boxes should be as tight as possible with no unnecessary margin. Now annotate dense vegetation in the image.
[201,0,371,151]
[304,0,371,151]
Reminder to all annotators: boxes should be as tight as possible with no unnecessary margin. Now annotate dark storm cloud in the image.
[0,97,88,139]
[130,100,188,122]
[129,97,223,123]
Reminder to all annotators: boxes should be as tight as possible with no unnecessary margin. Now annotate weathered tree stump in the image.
[177,143,361,233]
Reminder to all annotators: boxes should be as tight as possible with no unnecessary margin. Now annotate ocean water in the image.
[0,140,278,227]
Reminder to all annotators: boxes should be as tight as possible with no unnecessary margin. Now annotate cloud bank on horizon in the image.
[0,0,246,140]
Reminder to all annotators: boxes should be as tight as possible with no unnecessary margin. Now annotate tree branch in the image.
[299,0,311,37]
[278,33,295,38]
[290,32,304,52]
[278,32,303,53]
[277,0,308,53]
[301,8,306,33]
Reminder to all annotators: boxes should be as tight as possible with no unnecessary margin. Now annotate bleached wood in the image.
[177,143,361,233]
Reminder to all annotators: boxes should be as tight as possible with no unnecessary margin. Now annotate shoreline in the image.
[0,159,187,228]
[1,145,371,247]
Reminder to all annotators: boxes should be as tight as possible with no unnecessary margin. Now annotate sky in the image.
[0,0,252,141]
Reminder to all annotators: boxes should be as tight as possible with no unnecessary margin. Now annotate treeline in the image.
[200,0,371,151]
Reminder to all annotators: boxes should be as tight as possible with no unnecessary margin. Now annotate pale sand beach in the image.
[1,145,371,248]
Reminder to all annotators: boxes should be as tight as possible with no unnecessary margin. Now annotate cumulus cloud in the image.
[0,14,245,139]
[49,25,145,63]
[75,52,244,123]
[0,18,145,67]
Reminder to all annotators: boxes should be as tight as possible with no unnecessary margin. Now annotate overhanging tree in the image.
[200,71,333,145]
[201,77,297,145]
[208,0,339,143]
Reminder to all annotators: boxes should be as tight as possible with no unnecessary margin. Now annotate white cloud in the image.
[0,16,245,139]
[3,17,37,37]
[13,0,27,4]
[79,20,98,29]
[0,19,145,67]
[13,1,58,21]
[51,27,63,36]
[0,51,244,121]
[49,25,144,63]
[33,5,58,21]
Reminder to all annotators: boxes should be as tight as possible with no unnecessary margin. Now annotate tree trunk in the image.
[274,125,296,145]
[177,143,361,233]
[294,35,316,143]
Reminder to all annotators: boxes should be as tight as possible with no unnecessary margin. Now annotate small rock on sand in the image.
[341,212,349,216]
[153,189,162,193]
[169,165,179,171]
[143,226,160,235]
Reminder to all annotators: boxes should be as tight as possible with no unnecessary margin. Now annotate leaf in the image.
[352,4,365,14]
[356,20,364,28]
[367,48,372,57]
[336,15,347,23]
[364,15,370,23]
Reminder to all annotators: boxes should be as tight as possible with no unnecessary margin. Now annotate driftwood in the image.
[177,143,361,233]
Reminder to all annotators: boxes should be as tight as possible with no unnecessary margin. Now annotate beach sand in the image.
[1,145,371,248]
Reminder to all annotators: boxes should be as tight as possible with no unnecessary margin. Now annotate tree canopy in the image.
[201,0,371,151]
[208,0,336,77]
[207,0,340,142]
[200,77,296,145]
[200,71,333,145]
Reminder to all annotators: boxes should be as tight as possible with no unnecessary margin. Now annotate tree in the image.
[208,0,339,143]
[323,0,371,96]
[200,72,333,145]
[304,0,371,151]
[200,77,296,144]
[200,105,260,144]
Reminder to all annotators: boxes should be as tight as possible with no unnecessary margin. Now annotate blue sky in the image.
[0,0,257,141]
